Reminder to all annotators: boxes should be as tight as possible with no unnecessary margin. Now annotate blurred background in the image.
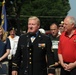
[0,0,71,35]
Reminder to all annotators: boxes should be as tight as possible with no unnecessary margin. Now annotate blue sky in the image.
[68,0,76,18]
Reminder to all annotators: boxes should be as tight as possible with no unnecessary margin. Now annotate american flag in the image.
[1,0,7,31]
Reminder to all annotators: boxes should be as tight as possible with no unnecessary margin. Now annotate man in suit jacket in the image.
[12,16,55,75]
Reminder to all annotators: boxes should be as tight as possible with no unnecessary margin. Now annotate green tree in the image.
[19,0,70,29]
[0,0,70,31]
[20,0,70,16]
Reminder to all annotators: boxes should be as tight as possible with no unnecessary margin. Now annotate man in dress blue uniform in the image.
[12,16,55,75]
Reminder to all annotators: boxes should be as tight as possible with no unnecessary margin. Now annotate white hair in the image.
[69,17,76,27]
[28,16,40,26]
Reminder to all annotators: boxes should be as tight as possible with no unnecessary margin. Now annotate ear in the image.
[38,25,40,28]
[72,23,74,28]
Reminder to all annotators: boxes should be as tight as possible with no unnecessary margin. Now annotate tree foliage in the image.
[0,0,70,31]
[20,0,70,16]
[19,0,70,30]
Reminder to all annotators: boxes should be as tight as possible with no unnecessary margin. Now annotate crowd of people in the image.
[0,16,76,75]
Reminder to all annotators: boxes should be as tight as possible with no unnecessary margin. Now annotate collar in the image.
[28,31,39,37]
[65,29,76,38]
[8,35,16,39]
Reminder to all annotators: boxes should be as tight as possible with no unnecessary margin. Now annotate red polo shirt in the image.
[58,30,76,62]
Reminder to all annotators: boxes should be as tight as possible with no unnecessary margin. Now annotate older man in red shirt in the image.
[58,16,76,75]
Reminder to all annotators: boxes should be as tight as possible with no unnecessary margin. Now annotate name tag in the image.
[52,40,59,49]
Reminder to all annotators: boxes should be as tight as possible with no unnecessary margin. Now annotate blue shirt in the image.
[0,38,11,59]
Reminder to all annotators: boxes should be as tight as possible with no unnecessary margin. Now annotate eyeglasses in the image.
[59,25,63,27]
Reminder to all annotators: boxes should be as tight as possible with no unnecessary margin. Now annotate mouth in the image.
[11,34,14,35]
[28,27,33,33]
[30,27,33,30]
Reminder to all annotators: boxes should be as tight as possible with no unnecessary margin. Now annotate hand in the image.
[55,61,60,66]
[12,71,18,75]
[61,63,68,70]
[66,62,76,71]
[48,73,54,75]
[61,62,76,71]
[8,54,12,60]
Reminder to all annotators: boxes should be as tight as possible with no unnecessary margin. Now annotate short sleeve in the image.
[6,38,11,50]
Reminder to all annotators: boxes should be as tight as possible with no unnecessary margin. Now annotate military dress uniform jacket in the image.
[12,32,55,75]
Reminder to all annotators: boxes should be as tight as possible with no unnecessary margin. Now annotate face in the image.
[10,30,15,36]
[63,17,74,32]
[59,24,64,33]
[50,24,58,36]
[28,19,40,33]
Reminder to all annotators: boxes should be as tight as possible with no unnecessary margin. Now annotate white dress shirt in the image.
[8,35,19,59]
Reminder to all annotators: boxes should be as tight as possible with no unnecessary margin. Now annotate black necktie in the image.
[28,32,36,43]
[29,32,36,37]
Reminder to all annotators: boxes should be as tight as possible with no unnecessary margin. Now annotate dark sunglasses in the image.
[59,25,63,27]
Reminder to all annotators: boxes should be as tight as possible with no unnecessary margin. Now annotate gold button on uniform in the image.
[29,53,31,55]
[29,62,32,64]
[29,57,31,59]
[30,49,32,50]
